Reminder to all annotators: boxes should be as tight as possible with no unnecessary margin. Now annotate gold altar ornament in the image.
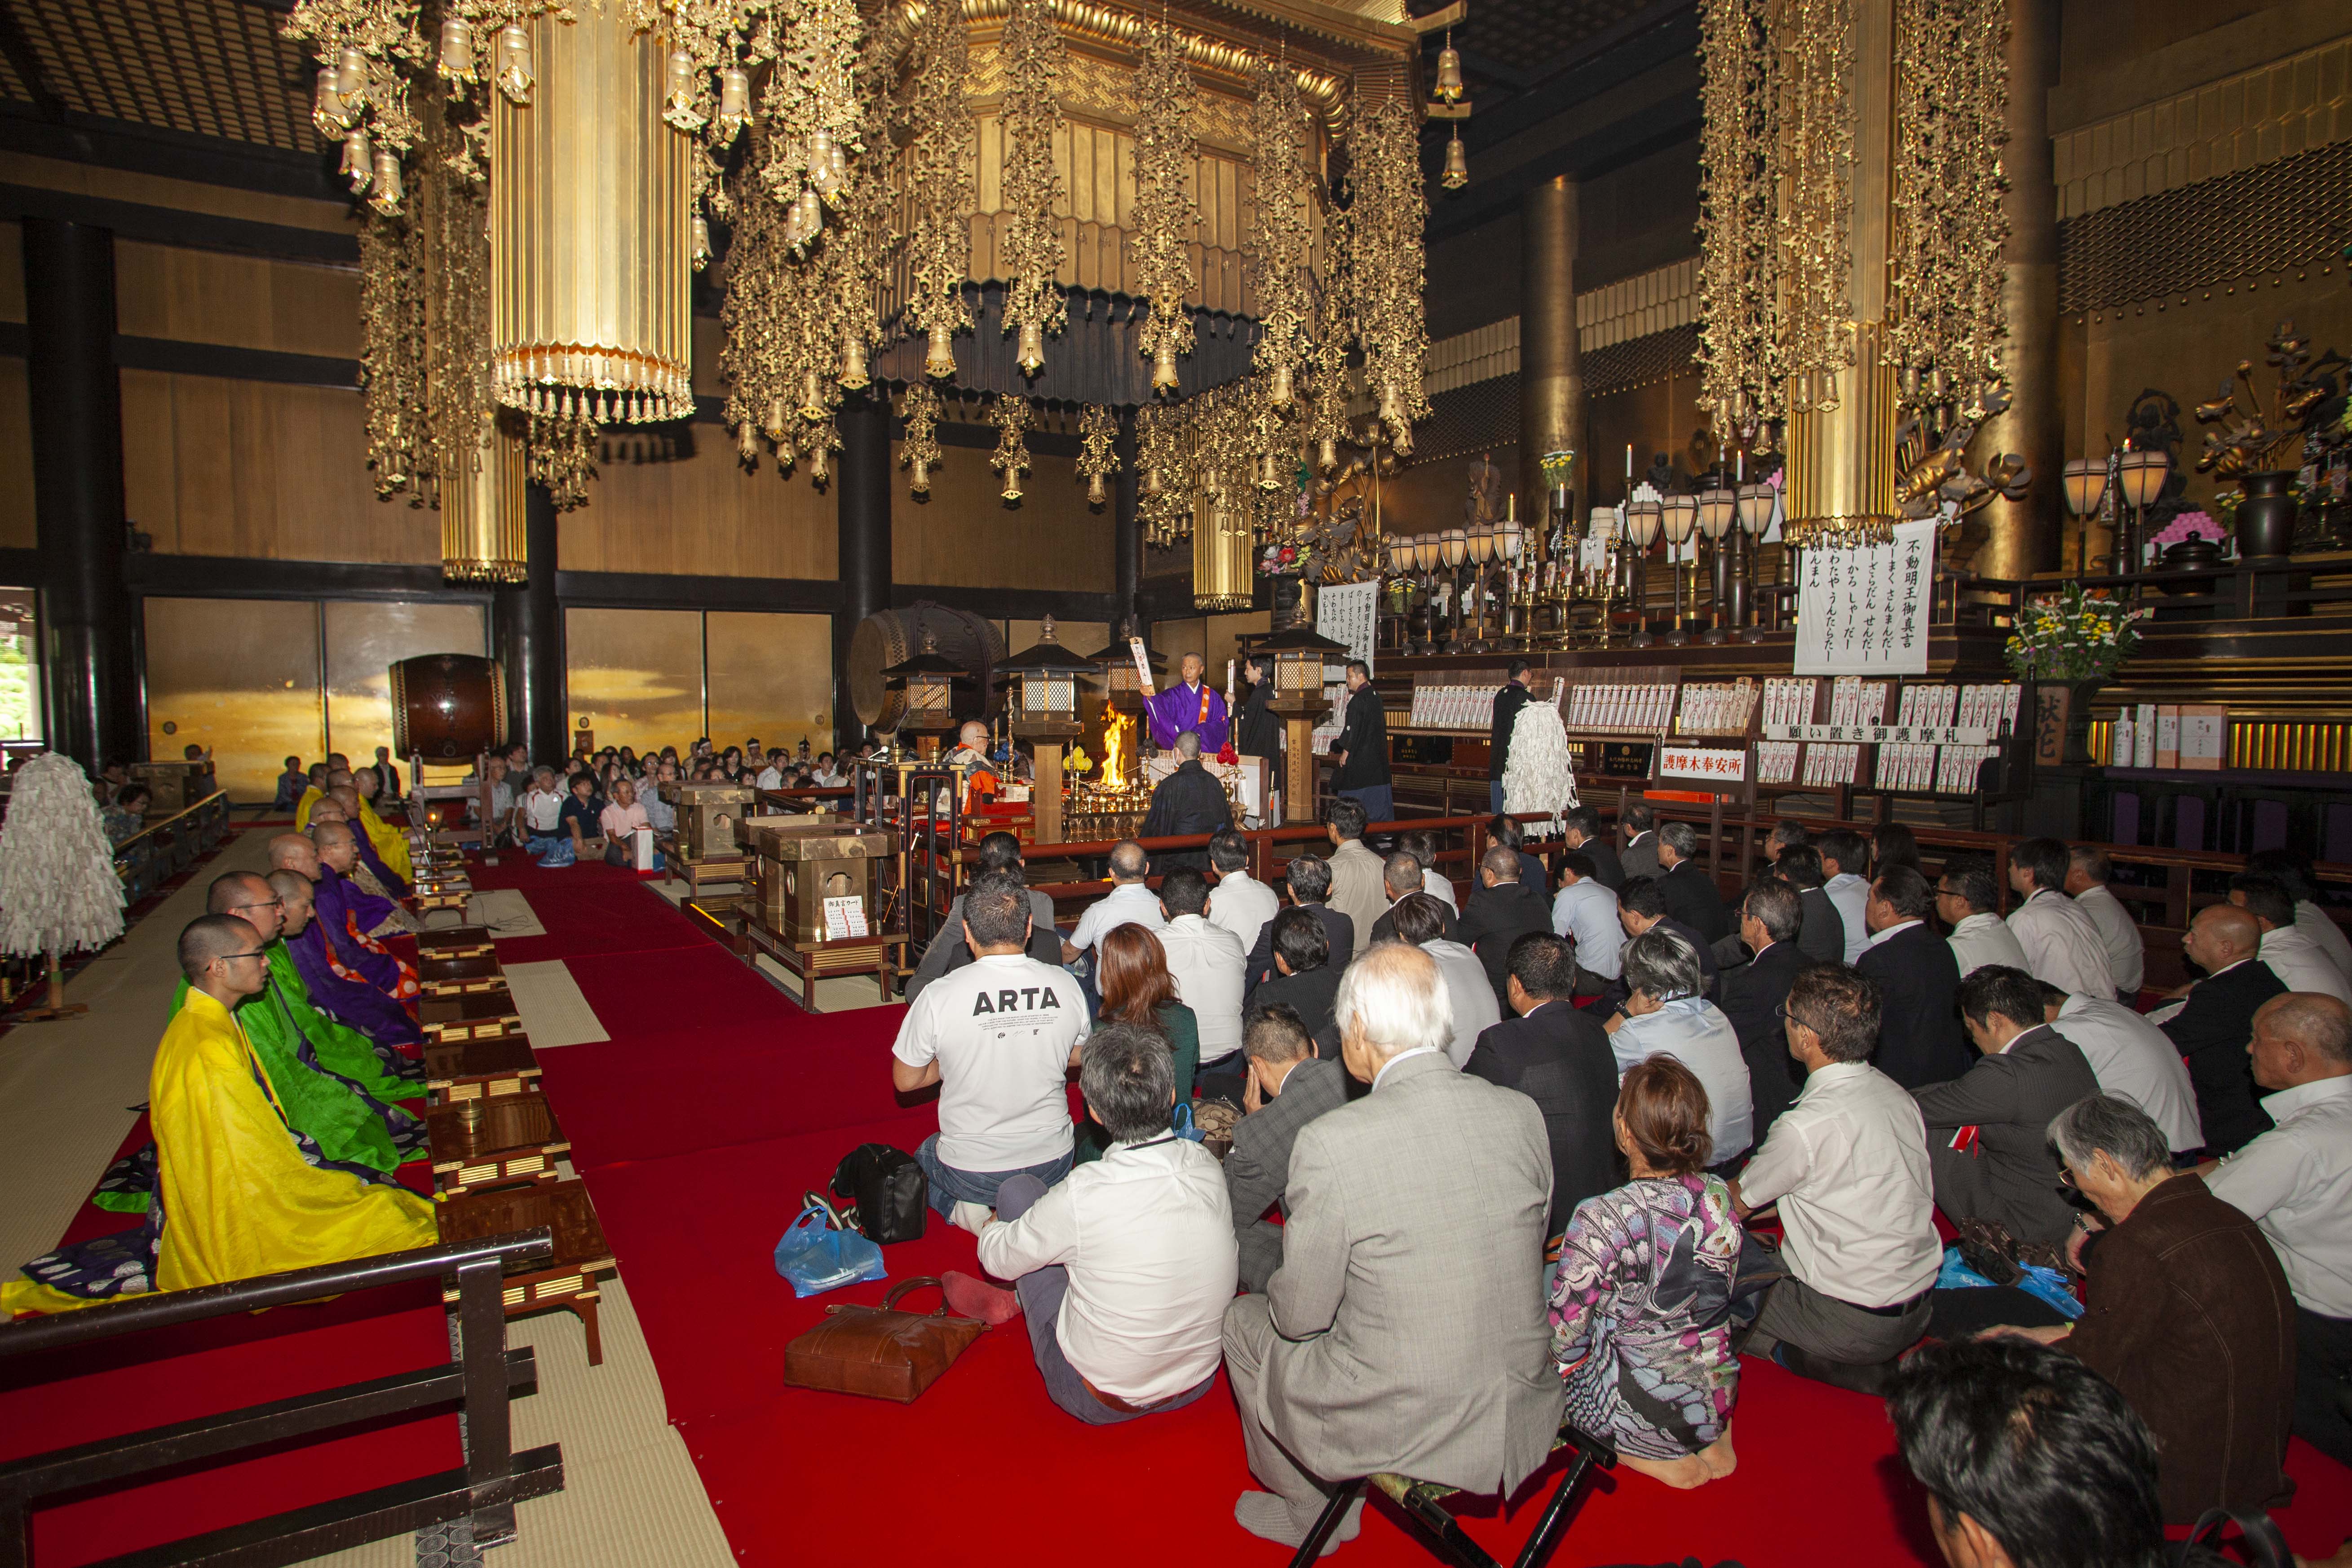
[440,410,529,583]
[990,395,1033,503]
[904,0,975,381]
[1348,94,1431,456]
[998,0,1069,378]
[1078,406,1119,508]
[1130,21,1199,395]
[900,384,944,496]
[1248,57,1316,420]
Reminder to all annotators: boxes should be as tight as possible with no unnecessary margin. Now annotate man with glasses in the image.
[1934,855,2029,978]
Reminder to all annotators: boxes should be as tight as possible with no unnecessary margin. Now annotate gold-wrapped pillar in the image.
[1519,176,1583,541]
[489,10,692,424]
[1970,0,2062,577]
[440,411,527,583]
[1193,496,1252,612]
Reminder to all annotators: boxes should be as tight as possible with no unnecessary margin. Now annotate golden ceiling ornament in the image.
[998,0,1068,377]
[900,383,944,495]
[1345,93,1429,456]
[904,0,975,380]
[1301,208,1354,474]
[990,394,1033,503]
[1077,404,1118,507]
[751,0,867,255]
[1193,490,1254,611]
[285,0,428,210]
[1247,55,1314,421]
[1130,20,1199,396]
[525,410,600,511]
[1136,400,1191,546]
[1693,0,1772,426]
[721,121,797,473]
[440,407,530,583]
[357,206,429,496]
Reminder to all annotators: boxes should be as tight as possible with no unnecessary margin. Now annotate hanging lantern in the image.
[714,66,752,143]
[340,125,373,192]
[368,147,404,215]
[838,327,870,390]
[1268,362,1295,413]
[438,17,475,83]
[1434,35,1465,102]
[490,12,692,425]
[1016,321,1046,375]
[495,24,534,102]
[1087,471,1108,507]
[1194,499,1252,611]
[925,324,956,380]
[690,214,712,269]
[440,412,528,583]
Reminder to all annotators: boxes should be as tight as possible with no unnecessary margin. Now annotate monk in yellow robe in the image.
[292,761,329,829]
[2,914,434,1317]
[350,765,414,884]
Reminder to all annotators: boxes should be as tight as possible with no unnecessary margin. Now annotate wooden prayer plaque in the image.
[436,1179,615,1364]
[426,1093,568,1194]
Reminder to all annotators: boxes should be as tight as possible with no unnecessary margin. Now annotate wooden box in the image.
[663,781,758,860]
[436,1178,615,1364]
[747,827,893,946]
[419,954,507,997]
[426,1093,568,1194]
[420,989,522,1043]
[423,1034,542,1104]
[419,925,496,960]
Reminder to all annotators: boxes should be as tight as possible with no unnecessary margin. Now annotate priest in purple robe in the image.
[279,869,424,1049]
[1143,652,1230,754]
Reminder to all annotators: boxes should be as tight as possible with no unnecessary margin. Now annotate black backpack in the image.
[829,1143,928,1244]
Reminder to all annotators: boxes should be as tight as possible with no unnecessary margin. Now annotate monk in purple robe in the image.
[1143,652,1230,754]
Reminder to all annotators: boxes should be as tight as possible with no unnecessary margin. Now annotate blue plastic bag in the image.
[2013,1263,2085,1321]
[1171,1100,1205,1142]
[774,1202,886,1299]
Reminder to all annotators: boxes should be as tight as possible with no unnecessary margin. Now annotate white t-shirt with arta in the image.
[891,954,1088,1172]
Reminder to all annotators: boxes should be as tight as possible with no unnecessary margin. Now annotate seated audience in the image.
[1369,850,1459,943]
[1155,867,1246,1093]
[1061,839,1165,964]
[1560,805,1624,892]
[2245,846,2352,989]
[1483,813,1550,895]
[1322,798,1387,957]
[1223,1004,1348,1294]
[1548,852,1622,994]
[598,779,652,865]
[2004,838,2118,1000]
[1467,933,1619,1242]
[1550,1057,1742,1489]
[1654,822,1729,944]
[1872,822,1922,878]
[1620,801,1661,882]
[948,1023,1236,1423]
[906,833,1061,1002]
[1455,844,1555,1005]
[1398,829,1456,911]
[102,784,150,844]
[891,875,1090,1232]
[1388,892,1499,1065]
[1886,1338,2228,1568]
[2064,845,2144,999]
[1610,875,1720,1008]
[1079,924,1198,1160]
[1990,1095,2295,1524]
[1607,928,1752,1163]
[1772,845,1847,967]
[1138,731,1232,870]
[1220,944,1561,1552]
[520,767,570,866]
[1857,865,1972,1089]
[1766,819,1809,858]
[1817,830,1873,964]
[1715,879,1815,1141]
[2232,870,2352,1004]
[1240,856,1353,998]
[2205,992,2352,1467]
[1935,854,2031,978]
[557,771,603,863]
[1732,965,1940,1393]
[2162,903,2286,1154]
[2037,982,2202,1154]
[272,755,309,813]
[1205,829,1279,958]
[1914,965,2099,1249]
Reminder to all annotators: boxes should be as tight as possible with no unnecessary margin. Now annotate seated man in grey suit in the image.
[1223,1003,1349,1293]
[905,831,1062,1002]
[1223,943,1563,1552]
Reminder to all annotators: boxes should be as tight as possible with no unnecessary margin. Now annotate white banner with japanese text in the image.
[1315,579,1381,681]
[1659,746,1748,784]
[1793,520,1936,676]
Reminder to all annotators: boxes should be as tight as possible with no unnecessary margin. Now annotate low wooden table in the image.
[420,954,508,997]
[436,1179,615,1365]
[425,1092,568,1196]
[682,898,759,963]
[738,914,906,1013]
[420,989,524,1043]
[667,852,745,895]
[419,924,497,960]
[423,1034,542,1105]
[414,877,474,913]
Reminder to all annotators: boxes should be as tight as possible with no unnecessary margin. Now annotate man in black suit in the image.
[1454,844,1553,1004]
[1715,878,1815,1141]
[1620,802,1661,884]
[1605,876,1719,1014]
[1486,659,1533,817]
[1855,865,1972,1089]
[905,831,1064,1001]
[1252,906,1345,1056]
[1655,821,1730,945]
[1561,806,1624,893]
[1916,965,2102,1247]
[1774,845,1848,967]
[1370,849,1459,944]
[2162,903,2286,1153]
[1464,933,1620,1242]
[1136,729,1232,869]
[1484,813,1550,895]
[1328,658,1393,826]
[1223,1002,1349,1291]
[1241,855,1355,999]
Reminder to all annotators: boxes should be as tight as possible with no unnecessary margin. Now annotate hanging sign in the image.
[1794,519,1936,676]
[1315,579,1380,680]
[1658,746,1748,783]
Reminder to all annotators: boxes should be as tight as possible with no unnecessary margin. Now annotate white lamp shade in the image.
[2062,458,2108,517]
[1471,521,1496,563]
[1416,533,1439,570]
[1496,519,1523,560]
[2118,447,2170,508]
[1736,482,1773,534]
[1698,487,1737,539]
[1623,501,1662,550]
[1661,493,1698,544]
[1441,527,1468,566]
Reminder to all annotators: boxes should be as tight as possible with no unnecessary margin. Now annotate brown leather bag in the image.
[782,1277,987,1402]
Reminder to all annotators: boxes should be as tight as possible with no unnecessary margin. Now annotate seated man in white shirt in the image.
[892,874,1091,1232]
[1605,927,1751,1162]
[754,756,787,791]
[2037,981,2202,1155]
[1155,867,1248,1098]
[2246,848,2352,989]
[1062,839,1167,966]
[639,758,680,838]
[1935,855,2030,978]
[2231,872,2352,1005]
[1730,964,1941,1394]
[1206,829,1280,958]
[1817,829,1874,965]
[1389,892,1499,1066]
[2065,845,2145,999]
[2003,837,2118,1000]
[946,1021,1237,1424]
[1550,852,1622,995]
[1398,830,1457,911]
[2204,992,2352,1466]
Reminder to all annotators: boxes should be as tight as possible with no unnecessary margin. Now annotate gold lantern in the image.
[490,11,692,425]
[1194,496,1254,612]
[440,411,528,583]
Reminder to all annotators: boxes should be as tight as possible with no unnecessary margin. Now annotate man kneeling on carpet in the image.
[891,873,1090,1234]
[939,1023,1238,1424]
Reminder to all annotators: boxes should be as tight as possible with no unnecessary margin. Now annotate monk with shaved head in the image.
[2162,902,2289,1156]
[279,830,424,1050]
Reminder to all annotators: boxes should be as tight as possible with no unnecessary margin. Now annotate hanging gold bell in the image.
[1268,362,1295,413]
[1016,321,1045,376]
[1316,437,1338,474]
[910,458,931,494]
[1087,472,1108,506]
[1442,131,1468,190]
[798,368,828,422]
[738,421,760,461]
[1000,473,1024,503]
[809,443,831,485]
[838,329,869,390]
[439,17,475,82]
[495,23,534,103]
[340,127,373,192]
[367,147,404,215]
[1259,451,1282,490]
[1151,343,1180,394]
[690,214,712,270]
[765,396,789,441]
[925,324,956,380]
[1143,467,1163,496]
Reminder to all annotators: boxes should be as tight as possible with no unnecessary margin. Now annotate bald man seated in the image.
[271,834,424,1048]
[348,765,414,885]
[309,822,420,990]
[265,868,423,1087]
[0,915,436,1316]
[310,799,418,932]
[2162,903,2287,1156]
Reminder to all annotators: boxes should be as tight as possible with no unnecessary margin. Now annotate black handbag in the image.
[829,1143,928,1244]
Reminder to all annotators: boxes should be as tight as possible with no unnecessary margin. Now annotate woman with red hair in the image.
[1075,924,1199,1162]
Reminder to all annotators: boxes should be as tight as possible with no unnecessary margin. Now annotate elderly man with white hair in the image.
[1221,942,1561,1554]
[1606,927,1753,1164]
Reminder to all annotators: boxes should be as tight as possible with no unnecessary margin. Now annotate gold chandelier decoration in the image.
[1137,401,1189,546]
[442,409,529,583]
[990,395,1033,502]
[905,0,975,380]
[1346,93,1430,456]
[1129,21,1198,395]
[1077,404,1118,507]
[998,0,1068,377]
[1247,57,1315,419]
[901,384,944,495]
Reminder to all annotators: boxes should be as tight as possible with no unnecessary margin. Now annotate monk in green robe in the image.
[262,868,424,1097]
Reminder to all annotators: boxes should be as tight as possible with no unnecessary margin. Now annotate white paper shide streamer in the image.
[1502,697,1578,827]
[0,753,128,959]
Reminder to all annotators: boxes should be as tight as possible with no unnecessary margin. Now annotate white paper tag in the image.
[823,895,869,940]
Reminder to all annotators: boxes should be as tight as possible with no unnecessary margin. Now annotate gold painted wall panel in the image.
[323,600,490,769]
[113,242,359,357]
[0,359,32,549]
[706,610,834,753]
[565,606,704,755]
[892,442,1112,590]
[556,433,837,579]
[143,596,325,801]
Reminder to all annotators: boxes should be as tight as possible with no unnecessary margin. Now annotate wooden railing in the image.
[111,790,234,903]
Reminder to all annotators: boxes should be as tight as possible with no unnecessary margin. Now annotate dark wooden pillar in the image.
[1113,405,1141,638]
[836,391,892,753]
[22,219,137,772]
[494,483,566,764]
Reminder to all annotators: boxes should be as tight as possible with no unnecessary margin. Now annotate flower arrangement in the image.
[2003,581,2143,682]
[2151,510,2225,548]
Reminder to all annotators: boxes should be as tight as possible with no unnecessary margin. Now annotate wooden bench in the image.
[421,990,524,1043]
[419,924,498,961]
[420,954,508,998]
